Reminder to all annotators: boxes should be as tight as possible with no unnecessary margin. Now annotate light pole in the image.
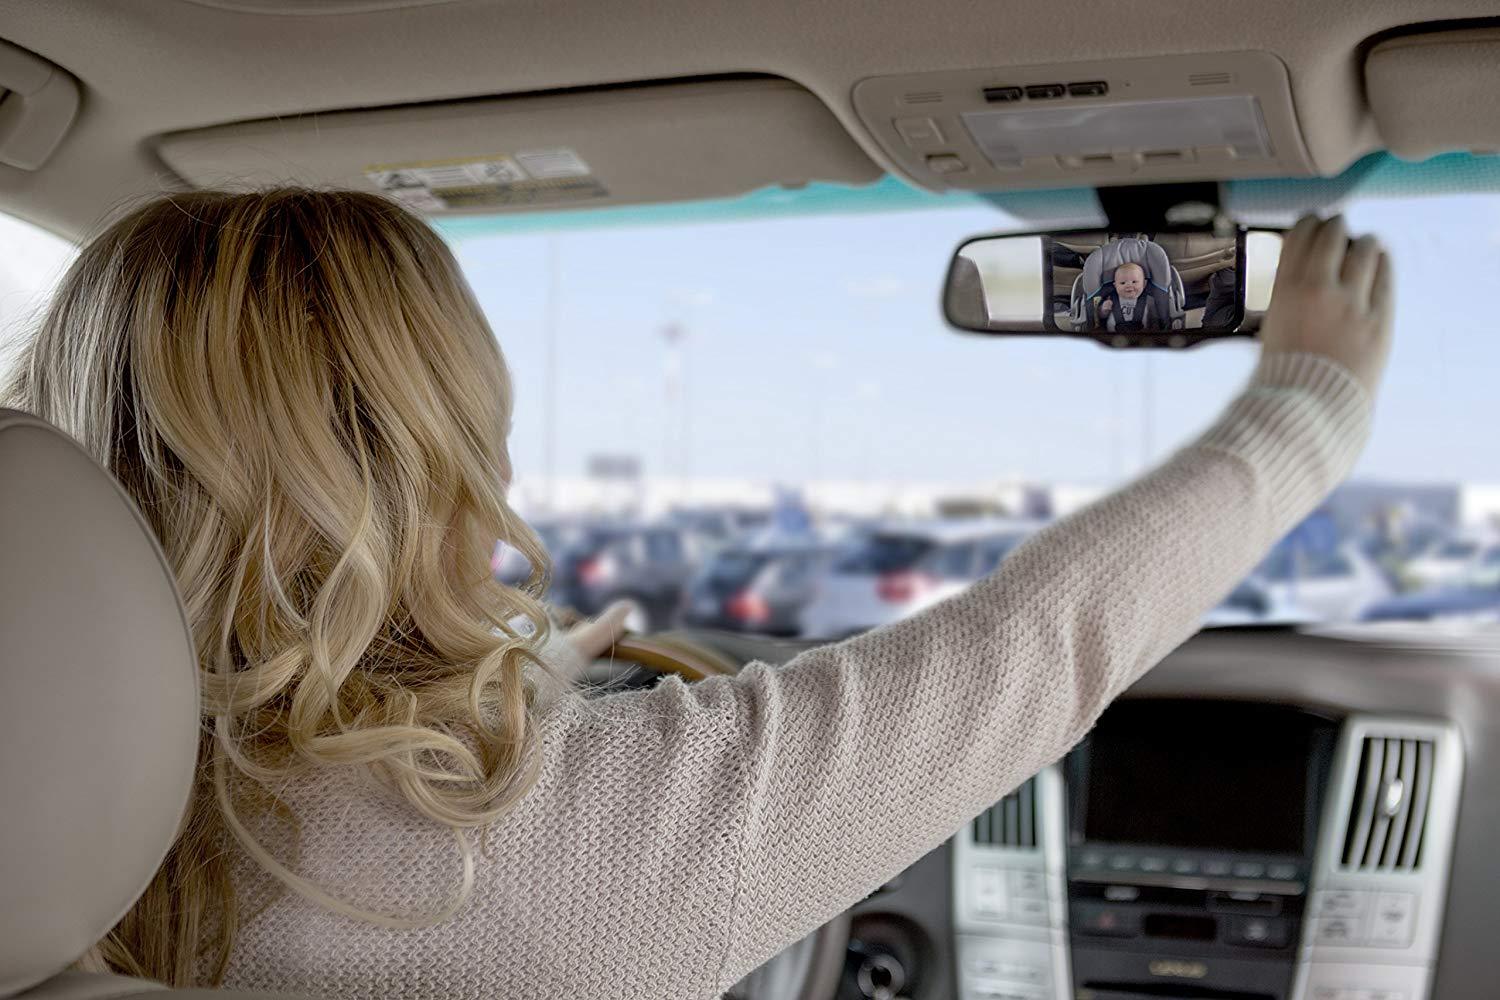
[544,235,559,512]
[662,322,688,503]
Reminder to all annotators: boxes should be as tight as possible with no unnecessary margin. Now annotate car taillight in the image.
[877,571,936,604]
[726,590,770,624]
[577,555,614,586]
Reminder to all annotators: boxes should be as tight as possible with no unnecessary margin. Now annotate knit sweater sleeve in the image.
[701,352,1371,987]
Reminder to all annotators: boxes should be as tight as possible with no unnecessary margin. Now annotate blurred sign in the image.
[586,454,642,480]
[771,488,813,535]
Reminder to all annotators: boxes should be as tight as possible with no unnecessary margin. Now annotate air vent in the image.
[901,90,944,105]
[1340,737,1435,871]
[973,777,1038,848]
[1188,72,1234,87]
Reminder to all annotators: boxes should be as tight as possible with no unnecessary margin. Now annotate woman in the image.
[3,192,1389,999]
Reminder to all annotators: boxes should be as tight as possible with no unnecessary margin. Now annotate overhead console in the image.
[156,77,881,216]
[852,51,1314,192]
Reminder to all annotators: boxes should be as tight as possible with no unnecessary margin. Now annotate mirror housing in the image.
[942,226,1284,349]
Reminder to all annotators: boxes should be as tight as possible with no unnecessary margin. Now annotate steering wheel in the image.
[599,629,854,1000]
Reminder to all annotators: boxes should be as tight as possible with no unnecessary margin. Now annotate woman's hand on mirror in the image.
[1259,214,1393,395]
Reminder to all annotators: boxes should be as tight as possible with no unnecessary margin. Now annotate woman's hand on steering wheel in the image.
[563,600,635,661]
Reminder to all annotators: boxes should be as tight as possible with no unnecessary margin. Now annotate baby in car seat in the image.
[1095,261,1164,331]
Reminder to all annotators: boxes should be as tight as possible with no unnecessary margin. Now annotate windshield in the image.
[438,160,1497,629]
[4,160,1493,631]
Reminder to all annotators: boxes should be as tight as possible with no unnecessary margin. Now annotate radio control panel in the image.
[952,705,1462,1000]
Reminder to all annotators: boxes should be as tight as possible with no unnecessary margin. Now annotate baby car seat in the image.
[1068,236,1186,332]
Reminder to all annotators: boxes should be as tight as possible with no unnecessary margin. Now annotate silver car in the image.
[797,519,1043,640]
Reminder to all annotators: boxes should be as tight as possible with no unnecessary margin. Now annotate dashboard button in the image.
[1314,890,1371,920]
[1140,856,1168,873]
[1313,917,1363,945]
[1232,862,1266,879]
[970,958,1046,985]
[1073,904,1137,938]
[1009,868,1046,899]
[1268,863,1299,880]
[1108,854,1136,871]
[1204,859,1232,876]
[1369,892,1417,947]
[1225,916,1290,948]
[1171,857,1199,875]
[1013,895,1049,924]
[972,867,1010,919]
[1078,850,1106,868]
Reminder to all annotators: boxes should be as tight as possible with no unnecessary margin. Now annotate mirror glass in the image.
[945,227,1283,342]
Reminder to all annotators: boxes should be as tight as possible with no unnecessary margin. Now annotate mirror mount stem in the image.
[1096,181,1230,234]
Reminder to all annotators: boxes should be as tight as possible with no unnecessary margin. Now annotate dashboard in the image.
[702,626,1500,1000]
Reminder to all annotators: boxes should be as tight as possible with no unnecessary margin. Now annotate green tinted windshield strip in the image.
[435,175,987,238]
[437,152,1500,239]
[1227,152,1500,218]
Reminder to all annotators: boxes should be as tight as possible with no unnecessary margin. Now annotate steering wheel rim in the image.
[604,631,741,681]
[595,629,852,1000]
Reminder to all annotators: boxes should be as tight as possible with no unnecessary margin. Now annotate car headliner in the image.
[0,1,1498,238]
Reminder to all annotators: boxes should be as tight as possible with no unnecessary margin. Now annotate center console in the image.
[952,701,1462,1000]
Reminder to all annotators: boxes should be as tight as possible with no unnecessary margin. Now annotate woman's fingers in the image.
[1340,234,1383,306]
[1258,215,1393,396]
[1306,214,1349,282]
[564,601,633,661]
[1369,248,1395,321]
[1275,213,1322,278]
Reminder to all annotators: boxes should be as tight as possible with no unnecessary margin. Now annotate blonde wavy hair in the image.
[2,189,555,986]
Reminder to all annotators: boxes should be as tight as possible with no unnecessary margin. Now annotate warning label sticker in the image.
[364,150,607,211]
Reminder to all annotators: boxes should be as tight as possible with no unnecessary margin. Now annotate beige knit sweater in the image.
[222,353,1371,1000]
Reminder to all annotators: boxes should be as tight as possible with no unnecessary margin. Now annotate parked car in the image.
[665,506,771,548]
[797,519,1043,640]
[1251,540,1394,622]
[1362,579,1500,623]
[1201,578,1308,627]
[492,519,590,592]
[680,538,839,637]
[552,522,706,632]
[1405,535,1495,591]
[1470,545,1500,589]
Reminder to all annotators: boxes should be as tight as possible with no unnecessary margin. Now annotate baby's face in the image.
[1114,265,1145,300]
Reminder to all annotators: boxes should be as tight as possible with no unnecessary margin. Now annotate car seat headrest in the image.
[0,409,199,997]
[1081,236,1173,293]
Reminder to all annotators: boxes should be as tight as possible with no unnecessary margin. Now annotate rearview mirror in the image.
[943,226,1284,348]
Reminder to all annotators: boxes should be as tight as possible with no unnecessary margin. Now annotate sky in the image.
[1,184,1495,492]
[448,191,1500,490]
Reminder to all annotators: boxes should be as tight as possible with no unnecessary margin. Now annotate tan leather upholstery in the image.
[0,410,199,997]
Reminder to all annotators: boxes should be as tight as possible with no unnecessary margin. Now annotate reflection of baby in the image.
[1095,262,1162,331]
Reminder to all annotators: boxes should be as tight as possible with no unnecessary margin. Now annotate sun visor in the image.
[156,77,881,215]
[852,51,1313,192]
[1366,28,1500,161]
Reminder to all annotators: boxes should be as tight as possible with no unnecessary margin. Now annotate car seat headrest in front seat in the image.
[0,408,199,997]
